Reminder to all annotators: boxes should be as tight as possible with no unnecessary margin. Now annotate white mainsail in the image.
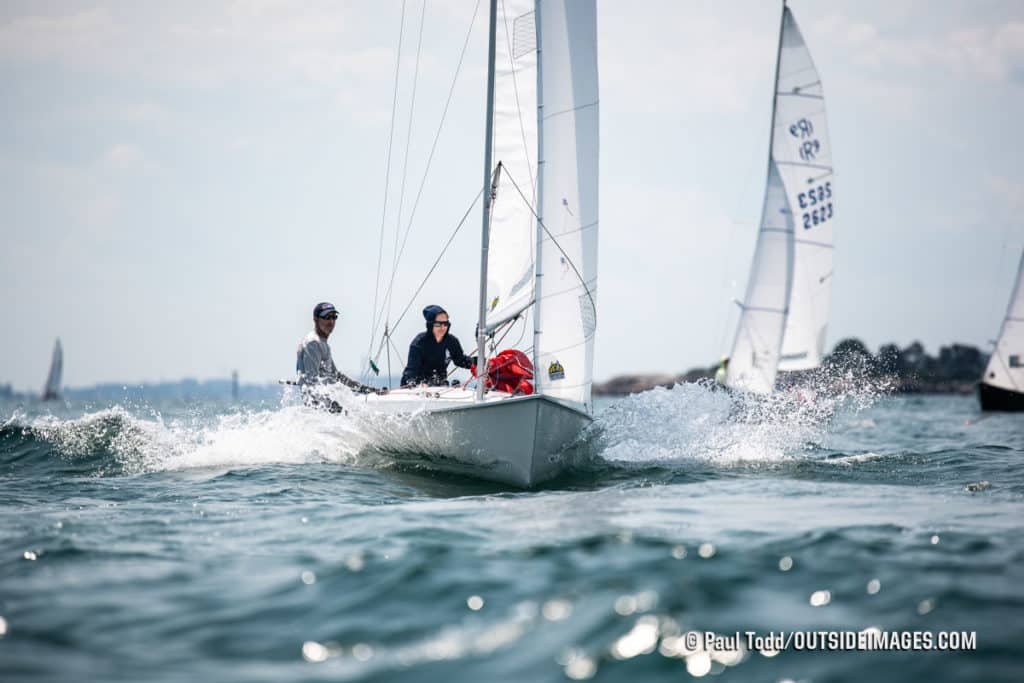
[727,4,833,392]
[532,1,599,409]
[775,6,835,372]
[482,0,599,410]
[982,250,1024,394]
[42,338,63,400]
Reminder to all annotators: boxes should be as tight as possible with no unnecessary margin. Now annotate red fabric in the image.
[472,349,534,395]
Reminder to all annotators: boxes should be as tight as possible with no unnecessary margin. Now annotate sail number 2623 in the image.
[797,181,833,230]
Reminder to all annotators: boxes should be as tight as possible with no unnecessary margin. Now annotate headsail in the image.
[42,338,63,401]
[485,0,539,330]
[726,161,795,393]
[481,0,599,410]
[982,250,1024,394]
[774,6,835,371]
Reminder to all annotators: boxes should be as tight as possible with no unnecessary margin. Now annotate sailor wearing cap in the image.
[296,302,379,395]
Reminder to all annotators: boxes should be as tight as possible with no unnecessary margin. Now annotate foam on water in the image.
[590,366,891,468]
[6,402,370,475]
[2,364,892,479]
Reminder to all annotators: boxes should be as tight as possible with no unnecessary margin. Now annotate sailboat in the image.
[978,250,1024,411]
[41,338,63,401]
[355,0,599,487]
[726,2,834,394]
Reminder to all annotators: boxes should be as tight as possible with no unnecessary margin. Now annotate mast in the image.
[766,2,785,188]
[476,0,498,401]
[532,0,545,383]
[724,0,789,393]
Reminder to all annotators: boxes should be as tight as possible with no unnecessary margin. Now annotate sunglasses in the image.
[319,314,339,321]
[432,321,451,328]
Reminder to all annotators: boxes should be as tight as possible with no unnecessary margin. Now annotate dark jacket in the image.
[401,332,475,386]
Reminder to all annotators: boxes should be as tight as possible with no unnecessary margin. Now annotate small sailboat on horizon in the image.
[978,249,1024,411]
[725,1,835,394]
[41,338,63,401]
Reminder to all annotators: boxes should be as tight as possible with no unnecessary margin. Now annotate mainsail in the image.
[982,250,1024,395]
[481,0,599,410]
[42,338,63,401]
[727,4,833,392]
[774,6,835,372]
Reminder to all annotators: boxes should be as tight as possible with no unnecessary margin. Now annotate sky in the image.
[1,0,1022,391]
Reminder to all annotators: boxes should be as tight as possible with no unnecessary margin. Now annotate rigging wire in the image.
[385,0,428,331]
[366,0,483,358]
[366,0,409,366]
[366,186,485,379]
[502,168,597,318]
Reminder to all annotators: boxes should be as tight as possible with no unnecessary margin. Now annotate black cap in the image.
[313,302,339,319]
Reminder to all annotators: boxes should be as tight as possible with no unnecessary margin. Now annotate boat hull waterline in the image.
[978,381,1024,412]
[357,388,592,487]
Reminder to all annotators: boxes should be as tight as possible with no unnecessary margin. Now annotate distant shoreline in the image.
[1,339,989,401]
[593,338,988,397]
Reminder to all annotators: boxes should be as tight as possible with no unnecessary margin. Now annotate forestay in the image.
[983,250,1024,393]
[482,0,599,410]
[774,6,834,372]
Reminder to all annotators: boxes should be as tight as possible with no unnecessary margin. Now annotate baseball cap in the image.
[313,302,339,319]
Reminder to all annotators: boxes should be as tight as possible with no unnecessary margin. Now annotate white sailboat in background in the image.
[978,249,1024,411]
[356,0,600,487]
[42,338,63,401]
[726,2,834,393]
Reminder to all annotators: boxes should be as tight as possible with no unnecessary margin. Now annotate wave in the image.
[0,403,370,477]
[0,367,889,481]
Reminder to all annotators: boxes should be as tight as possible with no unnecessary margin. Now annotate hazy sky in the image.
[1,0,1022,391]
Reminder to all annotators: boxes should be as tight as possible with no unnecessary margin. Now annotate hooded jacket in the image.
[400,305,475,386]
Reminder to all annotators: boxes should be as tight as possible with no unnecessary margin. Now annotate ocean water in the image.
[1,385,1022,682]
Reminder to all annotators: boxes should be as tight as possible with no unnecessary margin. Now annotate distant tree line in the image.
[816,339,988,393]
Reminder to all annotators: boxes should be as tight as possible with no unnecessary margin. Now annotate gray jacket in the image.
[296,331,375,393]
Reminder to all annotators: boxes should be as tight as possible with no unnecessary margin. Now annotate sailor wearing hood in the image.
[401,305,476,387]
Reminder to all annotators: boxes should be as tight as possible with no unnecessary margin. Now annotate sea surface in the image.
[1,383,1022,682]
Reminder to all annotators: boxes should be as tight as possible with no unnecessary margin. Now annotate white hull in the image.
[355,388,591,487]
